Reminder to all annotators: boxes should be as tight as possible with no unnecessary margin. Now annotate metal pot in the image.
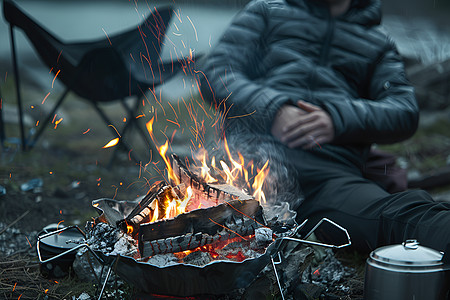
[37,225,86,278]
[364,240,450,300]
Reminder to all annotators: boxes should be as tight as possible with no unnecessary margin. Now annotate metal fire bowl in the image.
[104,218,351,297]
[37,219,350,298]
[105,238,280,297]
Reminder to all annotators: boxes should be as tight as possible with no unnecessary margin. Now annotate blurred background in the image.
[0,1,449,299]
[1,0,449,224]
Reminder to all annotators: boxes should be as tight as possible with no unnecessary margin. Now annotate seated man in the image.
[201,0,450,252]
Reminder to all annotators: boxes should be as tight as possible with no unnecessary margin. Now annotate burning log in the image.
[138,198,265,257]
[140,211,262,257]
[123,181,166,226]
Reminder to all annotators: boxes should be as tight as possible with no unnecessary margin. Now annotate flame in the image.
[252,160,270,203]
[126,224,134,235]
[102,137,119,148]
[150,199,159,223]
[146,117,180,185]
[192,137,270,203]
[141,115,270,226]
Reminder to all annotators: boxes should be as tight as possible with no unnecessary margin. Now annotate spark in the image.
[56,50,63,63]
[53,117,63,129]
[25,236,32,248]
[102,28,112,45]
[42,92,51,104]
[52,70,60,88]
[102,137,119,148]
[57,220,64,229]
[186,15,198,42]
[108,124,121,137]
[166,119,180,127]
[83,128,90,134]
[227,110,256,119]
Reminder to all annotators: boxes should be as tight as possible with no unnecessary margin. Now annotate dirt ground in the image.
[1,76,450,299]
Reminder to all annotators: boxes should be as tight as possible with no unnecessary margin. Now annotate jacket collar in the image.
[285,0,382,26]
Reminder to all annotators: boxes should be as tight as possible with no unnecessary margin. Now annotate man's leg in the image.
[291,148,450,252]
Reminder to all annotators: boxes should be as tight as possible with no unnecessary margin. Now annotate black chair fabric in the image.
[3,0,184,161]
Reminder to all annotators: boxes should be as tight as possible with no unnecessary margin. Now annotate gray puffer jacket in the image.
[201,0,419,150]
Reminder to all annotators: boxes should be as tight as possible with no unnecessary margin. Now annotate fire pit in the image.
[37,150,351,299]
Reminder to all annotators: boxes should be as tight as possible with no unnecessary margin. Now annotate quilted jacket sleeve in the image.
[322,41,419,145]
[201,0,290,134]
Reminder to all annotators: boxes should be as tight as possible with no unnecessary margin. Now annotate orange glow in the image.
[127,224,133,235]
[52,70,60,88]
[173,234,254,262]
[102,137,119,149]
[146,117,180,185]
[252,160,270,203]
[53,117,63,129]
[150,199,159,223]
[192,137,270,203]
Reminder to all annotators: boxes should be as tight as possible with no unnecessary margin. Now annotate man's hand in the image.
[271,100,335,149]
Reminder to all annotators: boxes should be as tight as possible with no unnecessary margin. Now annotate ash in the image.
[73,222,137,286]
[303,248,354,294]
[144,238,267,267]
[0,222,37,256]
[83,222,138,256]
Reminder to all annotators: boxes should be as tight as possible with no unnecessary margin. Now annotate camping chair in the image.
[3,0,185,164]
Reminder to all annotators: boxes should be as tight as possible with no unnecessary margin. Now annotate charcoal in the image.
[183,251,212,266]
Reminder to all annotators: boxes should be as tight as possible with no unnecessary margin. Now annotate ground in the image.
[1,75,450,299]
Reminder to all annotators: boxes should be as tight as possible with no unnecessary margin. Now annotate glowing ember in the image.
[102,137,119,148]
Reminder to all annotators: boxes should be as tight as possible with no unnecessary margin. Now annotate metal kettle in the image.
[364,240,450,300]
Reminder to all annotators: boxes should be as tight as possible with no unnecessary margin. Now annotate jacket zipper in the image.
[309,13,335,95]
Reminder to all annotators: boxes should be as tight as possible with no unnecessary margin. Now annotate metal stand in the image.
[37,226,112,299]
[270,218,352,299]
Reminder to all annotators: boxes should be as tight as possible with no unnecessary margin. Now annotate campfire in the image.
[91,151,273,265]
[76,127,309,297]
[37,117,351,299]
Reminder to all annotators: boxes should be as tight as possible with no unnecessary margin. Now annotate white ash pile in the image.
[72,221,137,284]
[83,221,137,257]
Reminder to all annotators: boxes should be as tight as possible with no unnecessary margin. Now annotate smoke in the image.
[206,133,304,225]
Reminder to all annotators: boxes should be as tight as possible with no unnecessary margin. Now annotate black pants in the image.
[289,146,450,253]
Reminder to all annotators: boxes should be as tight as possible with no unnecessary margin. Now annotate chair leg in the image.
[9,24,26,151]
[91,102,141,165]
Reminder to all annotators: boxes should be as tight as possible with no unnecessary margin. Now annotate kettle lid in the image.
[371,240,443,267]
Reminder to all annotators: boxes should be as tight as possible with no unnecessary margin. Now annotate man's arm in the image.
[320,42,419,145]
[201,0,290,134]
